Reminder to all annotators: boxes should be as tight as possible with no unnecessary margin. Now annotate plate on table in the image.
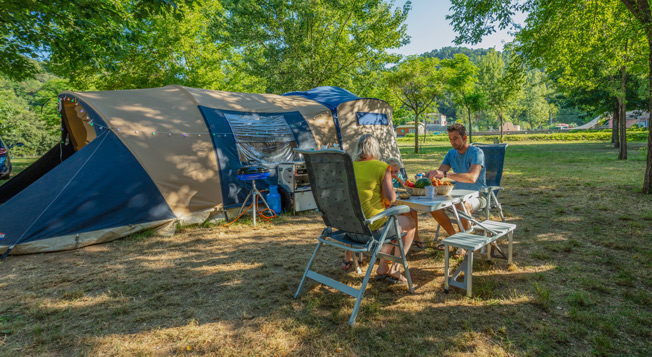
[395,188,411,199]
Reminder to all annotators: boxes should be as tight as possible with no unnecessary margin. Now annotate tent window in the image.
[356,112,388,125]
[224,112,300,165]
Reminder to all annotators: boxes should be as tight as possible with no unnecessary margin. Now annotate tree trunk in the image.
[618,0,651,193]
[618,65,627,160]
[467,108,473,143]
[644,38,652,193]
[498,111,504,143]
[423,114,427,144]
[414,113,419,154]
[612,104,620,148]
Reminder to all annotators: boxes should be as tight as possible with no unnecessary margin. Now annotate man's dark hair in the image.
[447,123,466,137]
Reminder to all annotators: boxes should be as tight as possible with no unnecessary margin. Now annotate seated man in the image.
[426,123,486,250]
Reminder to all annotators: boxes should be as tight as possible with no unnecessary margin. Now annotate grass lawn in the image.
[1,141,651,355]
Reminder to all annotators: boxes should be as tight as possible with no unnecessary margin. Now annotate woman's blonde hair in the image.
[353,134,381,161]
[385,157,402,168]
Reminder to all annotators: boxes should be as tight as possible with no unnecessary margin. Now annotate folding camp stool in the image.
[441,205,516,297]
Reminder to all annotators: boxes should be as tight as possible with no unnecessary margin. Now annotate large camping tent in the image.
[0,85,402,256]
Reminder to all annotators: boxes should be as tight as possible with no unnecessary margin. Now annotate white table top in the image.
[395,189,480,212]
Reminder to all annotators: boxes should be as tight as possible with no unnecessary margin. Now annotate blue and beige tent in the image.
[0,85,401,255]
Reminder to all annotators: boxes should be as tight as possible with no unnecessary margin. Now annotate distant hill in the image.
[421,46,492,64]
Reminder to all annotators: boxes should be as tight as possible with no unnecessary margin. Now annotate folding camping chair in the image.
[441,205,516,297]
[472,143,508,221]
[293,149,413,326]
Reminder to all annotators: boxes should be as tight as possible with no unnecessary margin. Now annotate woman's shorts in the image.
[347,220,399,244]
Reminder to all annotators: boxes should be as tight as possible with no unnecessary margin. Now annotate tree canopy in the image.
[214,0,411,93]
[0,0,192,83]
[384,56,445,153]
[447,0,652,192]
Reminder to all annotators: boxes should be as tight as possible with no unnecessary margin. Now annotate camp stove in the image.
[277,161,317,213]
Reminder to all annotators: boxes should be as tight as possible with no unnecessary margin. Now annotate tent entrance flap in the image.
[199,106,317,208]
[59,96,106,151]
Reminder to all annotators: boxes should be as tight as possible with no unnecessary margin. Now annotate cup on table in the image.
[425,186,436,199]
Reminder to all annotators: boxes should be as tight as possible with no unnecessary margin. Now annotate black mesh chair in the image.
[472,143,508,221]
[293,149,413,326]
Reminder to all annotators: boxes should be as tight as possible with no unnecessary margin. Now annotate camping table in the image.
[395,189,480,234]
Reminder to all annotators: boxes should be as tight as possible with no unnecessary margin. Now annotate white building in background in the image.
[425,113,448,132]
[501,122,521,131]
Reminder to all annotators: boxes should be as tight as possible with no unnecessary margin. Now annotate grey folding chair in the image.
[471,143,508,221]
[293,149,413,326]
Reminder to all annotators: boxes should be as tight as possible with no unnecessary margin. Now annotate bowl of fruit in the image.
[432,178,454,195]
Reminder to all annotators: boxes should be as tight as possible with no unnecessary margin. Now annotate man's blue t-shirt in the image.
[442,145,486,191]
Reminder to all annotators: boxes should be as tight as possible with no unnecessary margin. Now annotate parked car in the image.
[0,137,23,180]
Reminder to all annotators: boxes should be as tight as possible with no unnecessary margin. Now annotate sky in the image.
[392,0,516,56]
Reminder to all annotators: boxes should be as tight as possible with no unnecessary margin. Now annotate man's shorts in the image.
[465,196,488,213]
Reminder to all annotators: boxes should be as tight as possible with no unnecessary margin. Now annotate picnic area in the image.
[1,140,650,355]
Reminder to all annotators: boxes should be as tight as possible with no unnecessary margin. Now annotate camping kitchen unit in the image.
[277,161,317,213]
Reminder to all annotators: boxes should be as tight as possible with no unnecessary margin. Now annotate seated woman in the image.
[385,157,423,250]
[343,134,416,283]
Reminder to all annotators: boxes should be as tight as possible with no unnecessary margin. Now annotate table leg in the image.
[508,231,513,265]
[466,251,473,297]
[444,245,449,293]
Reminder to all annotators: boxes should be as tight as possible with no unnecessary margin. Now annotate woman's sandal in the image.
[384,271,408,284]
[413,240,424,249]
[340,259,352,270]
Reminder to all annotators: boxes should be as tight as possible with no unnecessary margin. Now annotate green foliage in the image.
[514,70,555,130]
[476,49,524,138]
[56,1,256,91]
[447,0,519,46]
[441,53,483,137]
[0,0,191,82]
[215,0,410,93]
[423,46,489,64]
[446,0,652,191]
[0,69,64,155]
[384,56,445,152]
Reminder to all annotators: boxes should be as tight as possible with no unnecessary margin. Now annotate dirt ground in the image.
[1,209,531,355]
